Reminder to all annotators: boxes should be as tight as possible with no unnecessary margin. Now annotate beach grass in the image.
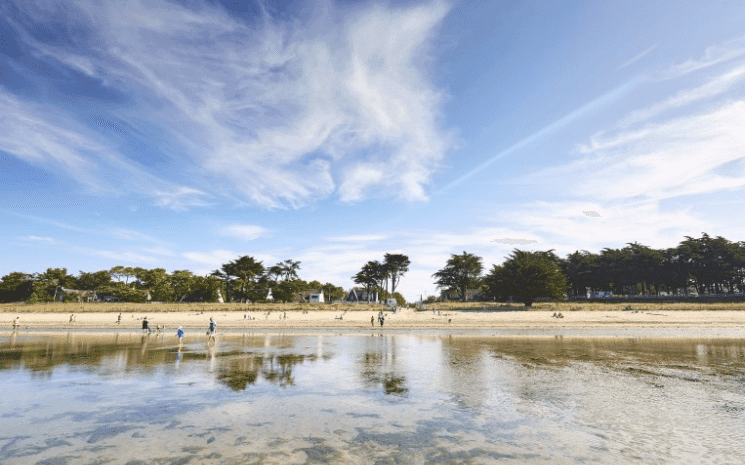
[4,300,745,314]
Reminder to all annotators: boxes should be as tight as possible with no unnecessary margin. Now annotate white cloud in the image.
[506,201,706,253]
[23,236,55,243]
[219,225,270,241]
[662,35,745,78]
[567,99,745,203]
[325,234,388,242]
[8,0,454,208]
[140,246,176,257]
[152,187,211,211]
[491,238,538,245]
[618,61,745,127]
[182,249,238,267]
[110,228,161,243]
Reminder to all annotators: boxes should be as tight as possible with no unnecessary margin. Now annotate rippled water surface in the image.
[1,331,745,464]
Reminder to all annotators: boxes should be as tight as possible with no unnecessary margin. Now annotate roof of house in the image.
[347,287,378,301]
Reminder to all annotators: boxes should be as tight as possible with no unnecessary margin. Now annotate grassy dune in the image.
[4,300,745,313]
[428,301,745,311]
[0,301,386,314]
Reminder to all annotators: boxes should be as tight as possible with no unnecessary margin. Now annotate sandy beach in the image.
[3,308,745,331]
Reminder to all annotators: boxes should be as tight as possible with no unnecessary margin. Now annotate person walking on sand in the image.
[117,313,122,324]
[142,316,151,332]
[69,313,76,324]
[12,317,20,330]
[177,326,184,345]
[371,315,375,327]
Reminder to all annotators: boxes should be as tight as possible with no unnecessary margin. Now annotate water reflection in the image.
[218,353,316,390]
[1,332,745,464]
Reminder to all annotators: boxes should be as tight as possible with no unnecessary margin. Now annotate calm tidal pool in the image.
[1,330,745,464]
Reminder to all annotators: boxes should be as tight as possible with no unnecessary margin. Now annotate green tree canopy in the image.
[0,272,35,302]
[384,253,410,294]
[485,249,567,307]
[353,261,385,301]
[432,251,483,301]
[77,270,112,291]
[213,255,266,302]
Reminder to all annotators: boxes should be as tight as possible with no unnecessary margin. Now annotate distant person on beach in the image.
[371,315,375,327]
[69,313,76,324]
[117,313,122,324]
[12,317,20,330]
[177,326,184,344]
[142,317,151,332]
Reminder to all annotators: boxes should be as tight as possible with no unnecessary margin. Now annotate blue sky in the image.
[2,0,745,302]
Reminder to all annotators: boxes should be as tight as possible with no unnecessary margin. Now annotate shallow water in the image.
[1,331,745,464]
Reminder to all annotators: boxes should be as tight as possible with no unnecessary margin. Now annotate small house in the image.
[52,287,93,302]
[294,289,324,303]
[308,290,324,303]
[347,287,379,303]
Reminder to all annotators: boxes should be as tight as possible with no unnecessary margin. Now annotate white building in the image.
[308,290,324,303]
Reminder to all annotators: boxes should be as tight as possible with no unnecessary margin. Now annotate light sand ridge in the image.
[4,308,745,331]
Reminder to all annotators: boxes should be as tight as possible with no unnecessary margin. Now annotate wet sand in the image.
[3,309,745,331]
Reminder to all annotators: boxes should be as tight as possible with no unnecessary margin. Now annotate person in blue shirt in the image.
[207,318,216,343]
[177,326,184,344]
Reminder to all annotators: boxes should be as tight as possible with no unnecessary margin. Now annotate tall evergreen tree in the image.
[432,251,483,301]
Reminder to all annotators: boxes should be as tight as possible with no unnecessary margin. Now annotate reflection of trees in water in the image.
[0,336,239,373]
[0,337,321,391]
[218,353,317,391]
[359,350,408,396]
[382,374,407,394]
[441,336,745,380]
[0,338,132,373]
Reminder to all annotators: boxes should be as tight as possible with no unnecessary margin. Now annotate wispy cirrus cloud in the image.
[0,90,210,210]
[661,34,745,79]
[4,0,453,208]
[530,37,745,207]
[569,97,745,203]
[617,44,657,70]
[616,61,745,127]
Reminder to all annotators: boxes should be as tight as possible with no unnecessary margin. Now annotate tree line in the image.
[430,233,745,306]
[0,258,345,304]
[3,233,744,306]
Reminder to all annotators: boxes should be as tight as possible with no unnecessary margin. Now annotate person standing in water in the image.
[142,316,151,332]
[207,317,216,343]
[177,326,184,345]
